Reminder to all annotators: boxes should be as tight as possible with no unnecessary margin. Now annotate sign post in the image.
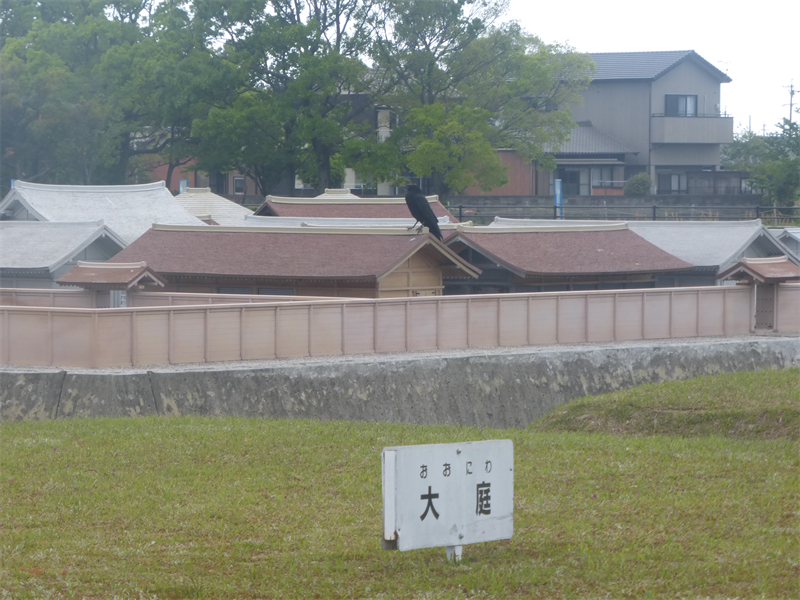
[382,440,513,560]
[554,178,563,220]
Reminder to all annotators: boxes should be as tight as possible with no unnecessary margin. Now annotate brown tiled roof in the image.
[110,227,479,280]
[451,229,692,276]
[718,255,800,283]
[57,261,167,289]
[255,196,458,222]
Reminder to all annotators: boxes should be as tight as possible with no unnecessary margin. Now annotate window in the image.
[657,173,687,194]
[233,177,246,194]
[258,288,294,295]
[591,167,621,188]
[219,287,253,294]
[665,95,697,117]
[554,168,590,196]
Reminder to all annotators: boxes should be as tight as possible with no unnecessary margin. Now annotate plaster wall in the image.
[571,80,652,166]
[651,61,724,116]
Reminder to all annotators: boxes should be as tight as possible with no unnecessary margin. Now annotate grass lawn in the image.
[1,368,798,599]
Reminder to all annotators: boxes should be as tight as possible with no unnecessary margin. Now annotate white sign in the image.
[382,440,513,554]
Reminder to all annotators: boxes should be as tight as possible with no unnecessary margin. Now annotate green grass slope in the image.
[1,369,797,599]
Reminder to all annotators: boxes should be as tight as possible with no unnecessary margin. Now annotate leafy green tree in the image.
[190,0,379,194]
[0,1,211,189]
[367,0,592,198]
[400,104,508,192]
[722,116,800,204]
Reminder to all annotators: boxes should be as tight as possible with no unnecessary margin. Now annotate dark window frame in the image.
[665,94,698,117]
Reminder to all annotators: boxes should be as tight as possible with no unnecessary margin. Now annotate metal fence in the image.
[452,204,800,225]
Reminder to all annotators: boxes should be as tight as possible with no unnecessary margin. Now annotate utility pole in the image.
[786,81,795,124]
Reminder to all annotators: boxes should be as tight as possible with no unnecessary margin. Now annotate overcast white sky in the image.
[505,0,800,135]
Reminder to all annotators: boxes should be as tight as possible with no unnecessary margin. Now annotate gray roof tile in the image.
[0,221,126,270]
[590,50,731,83]
[549,122,636,155]
[0,181,206,244]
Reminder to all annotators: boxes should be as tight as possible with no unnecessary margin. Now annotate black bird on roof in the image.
[404,184,443,241]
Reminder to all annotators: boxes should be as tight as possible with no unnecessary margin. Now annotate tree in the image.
[366,0,592,198]
[722,115,800,204]
[189,0,379,194]
[400,104,508,193]
[0,1,212,189]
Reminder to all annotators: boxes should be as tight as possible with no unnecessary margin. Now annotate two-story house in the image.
[536,50,735,196]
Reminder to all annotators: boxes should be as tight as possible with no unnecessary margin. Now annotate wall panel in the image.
[529,297,558,345]
[171,310,206,364]
[9,312,52,366]
[276,306,311,358]
[52,314,94,367]
[310,305,343,356]
[241,307,277,360]
[698,291,725,336]
[439,300,468,349]
[96,313,133,367]
[615,294,644,341]
[207,309,242,363]
[587,295,615,342]
[777,284,800,333]
[408,301,438,351]
[375,303,407,353]
[342,304,375,354]
[498,298,529,347]
[134,313,170,366]
[558,296,587,343]
[468,298,499,347]
[672,292,699,338]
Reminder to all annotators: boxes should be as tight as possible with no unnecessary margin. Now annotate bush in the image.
[624,172,652,196]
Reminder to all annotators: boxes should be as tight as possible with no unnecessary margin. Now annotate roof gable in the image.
[254,191,458,222]
[0,221,127,271]
[718,256,800,283]
[590,50,731,83]
[57,261,167,289]
[491,218,796,272]
[110,226,479,281]
[174,187,253,226]
[627,220,795,271]
[448,225,691,276]
[0,180,207,244]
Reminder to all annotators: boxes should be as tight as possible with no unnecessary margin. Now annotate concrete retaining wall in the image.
[2,337,798,427]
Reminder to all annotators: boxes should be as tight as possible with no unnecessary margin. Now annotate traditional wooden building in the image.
[253,188,458,222]
[718,256,800,332]
[57,261,167,307]
[108,224,480,297]
[173,187,253,226]
[0,180,205,244]
[0,221,127,289]
[444,222,692,294]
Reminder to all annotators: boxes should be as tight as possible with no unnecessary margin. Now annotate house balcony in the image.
[650,115,734,144]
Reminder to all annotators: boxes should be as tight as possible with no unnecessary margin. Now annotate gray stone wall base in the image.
[2,337,798,426]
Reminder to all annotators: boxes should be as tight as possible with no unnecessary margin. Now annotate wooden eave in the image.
[375,235,482,282]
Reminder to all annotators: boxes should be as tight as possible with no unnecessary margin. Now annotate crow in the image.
[404,184,443,241]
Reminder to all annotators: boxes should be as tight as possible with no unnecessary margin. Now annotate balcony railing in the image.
[651,113,731,118]
[651,115,734,144]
